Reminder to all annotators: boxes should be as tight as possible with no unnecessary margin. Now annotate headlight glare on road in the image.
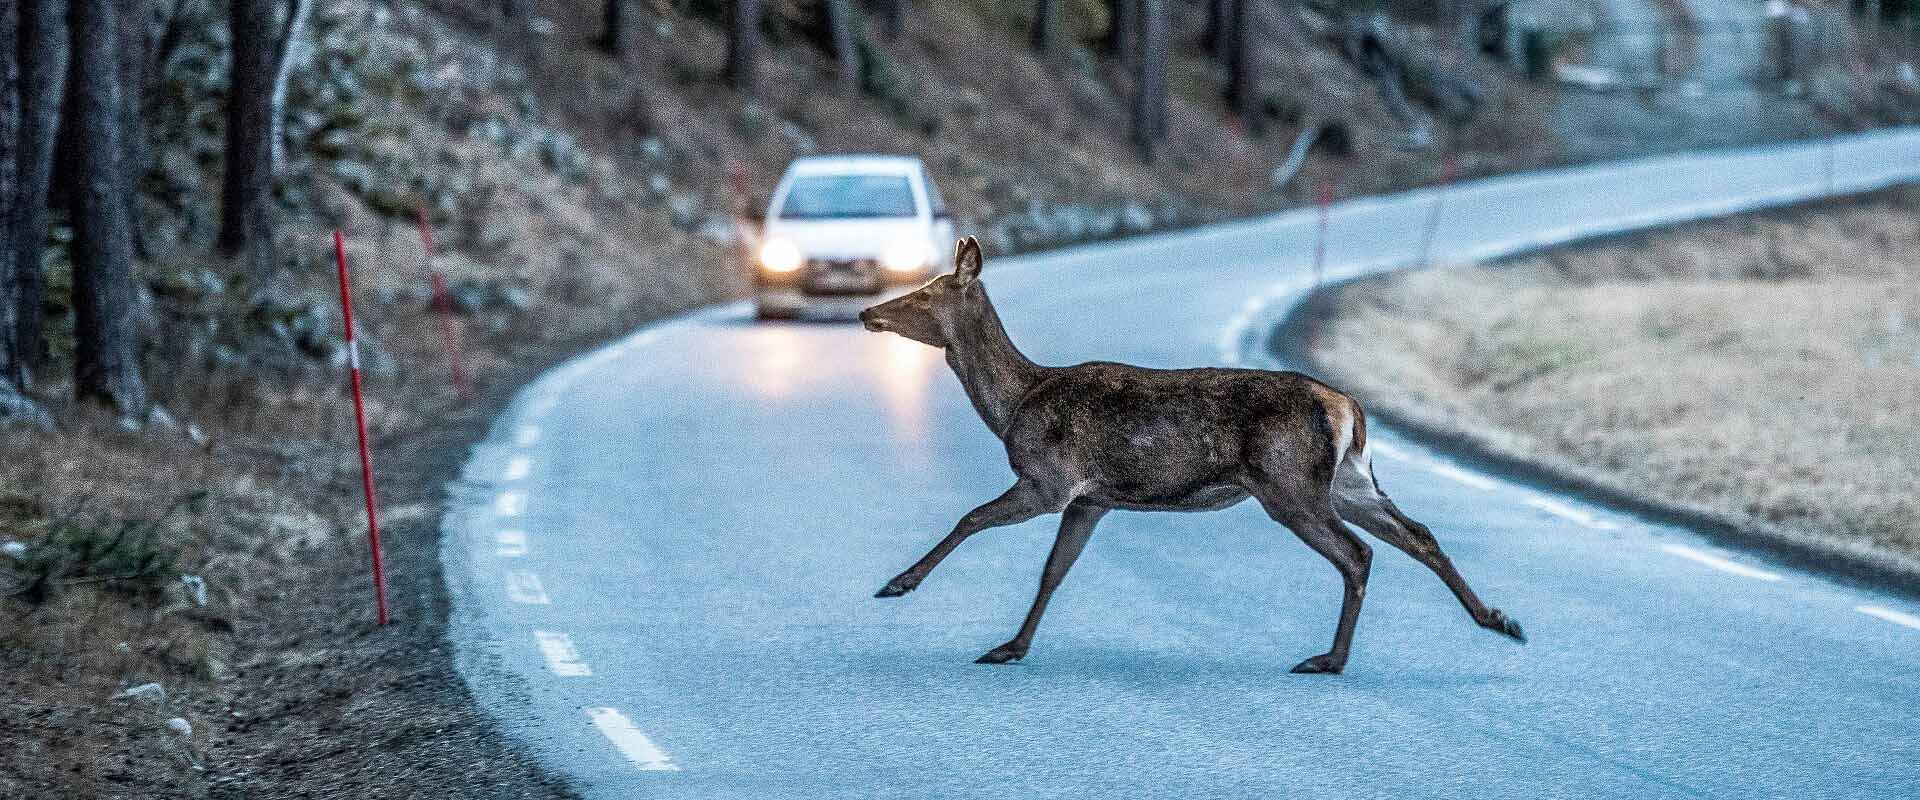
[759,239,803,273]
[881,239,934,272]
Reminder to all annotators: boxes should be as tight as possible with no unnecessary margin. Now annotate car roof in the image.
[785,155,924,177]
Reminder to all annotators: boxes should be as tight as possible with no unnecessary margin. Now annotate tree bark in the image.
[825,0,863,93]
[2,0,20,386]
[1202,0,1230,57]
[1223,0,1255,119]
[596,0,623,56]
[1030,0,1055,52]
[874,0,903,39]
[270,0,313,173]
[1132,0,1167,159]
[1105,0,1136,60]
[12,0,67,378]
[219,0,276,280]
[725,0,761,93]
[119,0,152,261]
[69,0,149,416]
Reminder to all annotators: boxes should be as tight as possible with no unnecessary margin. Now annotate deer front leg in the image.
[875,480,1056,599]
[976,500,1109,664]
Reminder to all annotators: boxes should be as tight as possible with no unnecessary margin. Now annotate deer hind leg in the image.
[976,500,1109,665]
[1248,480,1372,675]
[1330,456,1525,643]
[875,479,1061,599]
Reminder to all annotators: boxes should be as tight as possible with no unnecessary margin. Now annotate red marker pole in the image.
[1313,177,1334,287]
[1419,155,1457,269]
[414,208,470,402]
[334,231,390,627]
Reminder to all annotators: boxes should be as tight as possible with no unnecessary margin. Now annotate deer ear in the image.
[953,236,983,284]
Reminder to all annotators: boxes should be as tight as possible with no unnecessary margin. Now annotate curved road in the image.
[445,130,1920,798]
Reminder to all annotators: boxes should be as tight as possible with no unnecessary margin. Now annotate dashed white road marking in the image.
[585,708,681,771]
[495,490,526,518]
[1659,543,1784,582]
[1523,495,1620,530]
[1856,605,1920,631]
[505,570,551,604]
[503,456,531,481]
[534,631,592,676]
[1429,462,1498,491]
[496,529,528,557]
[514,424,542,447]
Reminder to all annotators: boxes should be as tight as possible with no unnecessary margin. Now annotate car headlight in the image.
[759,239,803,273]
[881,239,935,272]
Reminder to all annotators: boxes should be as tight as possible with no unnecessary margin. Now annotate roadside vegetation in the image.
[1302,184,1920,574]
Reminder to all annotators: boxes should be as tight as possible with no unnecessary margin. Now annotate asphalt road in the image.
[445,130,1920,798]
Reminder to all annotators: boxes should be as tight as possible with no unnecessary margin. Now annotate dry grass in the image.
[1305,185,1920,562]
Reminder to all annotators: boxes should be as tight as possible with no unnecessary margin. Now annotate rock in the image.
[779,122,818,154]
[115,683,167,704]
[495,285,533,312]
[667,193,704,230]
[180,575,208,607]
[646,173,671,197]
[1,541,25,560]
[1120,202,1154,233]
[697,214,739,246]
[638,136,666,161]
[166,718,192,736]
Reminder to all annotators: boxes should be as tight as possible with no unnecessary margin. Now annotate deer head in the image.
[859,237,987,348]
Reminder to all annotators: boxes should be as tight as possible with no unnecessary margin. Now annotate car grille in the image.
[803,258,883,295]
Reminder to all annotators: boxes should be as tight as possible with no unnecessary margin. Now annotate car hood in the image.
[764,218,930,260]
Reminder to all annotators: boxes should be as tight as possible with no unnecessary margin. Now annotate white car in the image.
[752,155,955,320]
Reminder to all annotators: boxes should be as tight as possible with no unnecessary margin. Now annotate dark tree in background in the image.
[1132,0,1168,159]
[597,0,625,56]
[1030,0,1056,52]
[873,0,903,39]
[12,0,67,378]
[1105,0,1136,61]
[68,0,149,416]
[2,0,20,390]
[1202,0,1230,57]
[219,0,276,280]
[1223,0,1254,120]
[119,0,153,260]
[825,0,862,92]
[726,0,761,92]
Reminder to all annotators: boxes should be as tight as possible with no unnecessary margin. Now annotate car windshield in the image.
[778,174,917,219]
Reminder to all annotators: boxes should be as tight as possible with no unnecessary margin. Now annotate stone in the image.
[115,683,167,704]
[166,718,192,736]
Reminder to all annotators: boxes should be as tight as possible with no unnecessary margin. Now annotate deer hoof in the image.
[974,644,1026,665]
[1289,654,1344,675]
[873,575,918,598]
[1488,609,1526,643]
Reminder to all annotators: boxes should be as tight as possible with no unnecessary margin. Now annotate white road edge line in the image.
[495,529,528,557]
[505,570,551,604]
[1659,543,1784,582]
[503,456,531,481]
[584,707,681,772]
[514,424,542,447]
[1856,605,1920,631]
[534,631,592,676]
[494,490,526,518]
[1522,495,1619,530]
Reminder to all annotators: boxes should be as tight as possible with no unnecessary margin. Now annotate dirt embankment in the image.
[1296,184,1920,581]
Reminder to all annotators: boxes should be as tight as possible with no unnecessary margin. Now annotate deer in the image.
[858,237,1526,673]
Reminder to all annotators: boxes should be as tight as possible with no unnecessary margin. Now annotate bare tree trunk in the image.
[825,0,863,93]
[502,0,530,21]
[69,0,149,417]
[596,0,623,56]
[119,0,152,261]
[2,0,20,387]
[725,0,761,93]
[269,0,312,174]
[1132,0,1167,159]
[1105,0,1135,60]
[1030,0,1055,52]
[219,0,276,280]
[1223,0,1255,119]
[12,0,67,379]
[874,0,903,39]
[1202,0,1230,57]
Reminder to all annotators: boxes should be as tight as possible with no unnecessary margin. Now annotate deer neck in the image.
[944,288,1041,439]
